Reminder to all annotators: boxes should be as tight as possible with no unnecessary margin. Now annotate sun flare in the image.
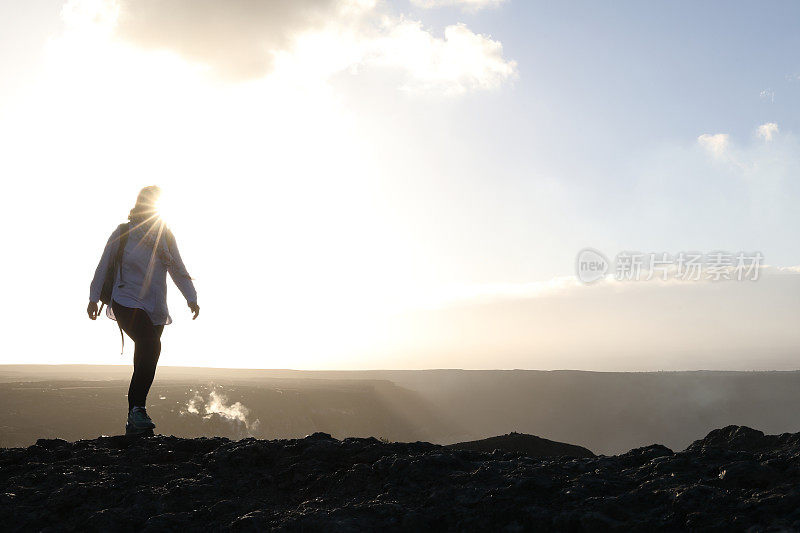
[154,191,176,227]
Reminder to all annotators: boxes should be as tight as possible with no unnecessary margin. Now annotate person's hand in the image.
[188,301,200,320]
[87,301,99,320]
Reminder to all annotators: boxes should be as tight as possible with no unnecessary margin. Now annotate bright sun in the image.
[155,191,178,227]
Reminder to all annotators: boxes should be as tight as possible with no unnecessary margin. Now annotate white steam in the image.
[182,386,260,436]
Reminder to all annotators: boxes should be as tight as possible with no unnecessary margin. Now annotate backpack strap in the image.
[115,223,130,354]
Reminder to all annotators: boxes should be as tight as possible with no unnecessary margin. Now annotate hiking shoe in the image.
[126,407,155,435]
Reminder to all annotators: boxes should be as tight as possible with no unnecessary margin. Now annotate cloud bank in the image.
[380,266,800,371]
[114,0,342,80]
[63,0,517,93]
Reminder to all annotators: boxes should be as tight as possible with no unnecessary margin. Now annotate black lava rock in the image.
[2,426,800,531]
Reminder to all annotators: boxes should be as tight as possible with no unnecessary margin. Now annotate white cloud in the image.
[757,122,779,142]
[410,0,507,11]
[369,21,517,94]
[61,0,517,94]
[111,0,344,80]
[696,124,794,180]
[697,133,730,158]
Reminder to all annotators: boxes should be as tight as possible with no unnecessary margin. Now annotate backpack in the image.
[98,223,130,313]
[98,223,130,353]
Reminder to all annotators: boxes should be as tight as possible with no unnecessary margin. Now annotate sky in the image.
[1,0,800,370]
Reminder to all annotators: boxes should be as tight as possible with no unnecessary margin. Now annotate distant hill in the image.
[447,432,594,457]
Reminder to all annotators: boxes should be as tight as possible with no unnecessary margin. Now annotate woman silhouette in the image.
[88,186,199,435]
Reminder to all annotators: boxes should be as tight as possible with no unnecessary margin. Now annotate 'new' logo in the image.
[575,248,609,283]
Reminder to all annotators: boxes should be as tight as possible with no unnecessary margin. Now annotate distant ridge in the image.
[7,366,800,454]
[447,432,595,458]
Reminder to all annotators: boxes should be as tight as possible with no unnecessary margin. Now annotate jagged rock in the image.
[687,425,774,453]
[718,460,778,488]
[2,427,800,531]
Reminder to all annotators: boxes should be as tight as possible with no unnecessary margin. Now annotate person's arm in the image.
[87,227,121,319]
[166,230,199,319]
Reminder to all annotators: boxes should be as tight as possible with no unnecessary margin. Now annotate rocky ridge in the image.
[2,425,800,531]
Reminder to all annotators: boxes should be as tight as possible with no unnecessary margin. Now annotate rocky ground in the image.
[2,425,800,531]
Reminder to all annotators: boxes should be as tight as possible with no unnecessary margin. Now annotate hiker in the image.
[88,186,199,435]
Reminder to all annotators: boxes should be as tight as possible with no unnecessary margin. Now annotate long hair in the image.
[128,185,162,223]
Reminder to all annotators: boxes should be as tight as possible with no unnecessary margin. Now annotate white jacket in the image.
[90,224,197,325]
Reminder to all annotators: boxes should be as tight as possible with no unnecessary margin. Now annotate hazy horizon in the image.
[4,365,800,454]
[5,362,800,372]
